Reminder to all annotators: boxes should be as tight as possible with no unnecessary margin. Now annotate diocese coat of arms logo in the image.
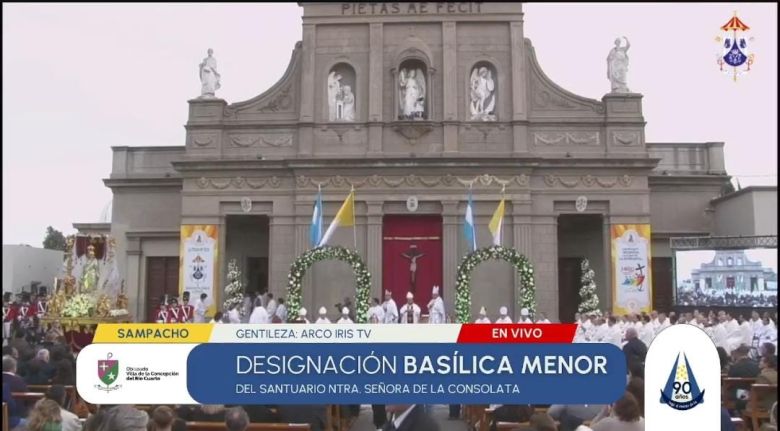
[660,352,705,410]
[96,353,121,392]
[716,12,755,81]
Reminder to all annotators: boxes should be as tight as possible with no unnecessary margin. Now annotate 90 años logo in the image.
[659,352,705,411]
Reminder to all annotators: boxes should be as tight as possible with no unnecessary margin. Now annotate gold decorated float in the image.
[41,235,132,345]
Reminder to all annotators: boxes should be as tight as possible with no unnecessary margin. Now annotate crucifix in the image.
[401,244,425,294]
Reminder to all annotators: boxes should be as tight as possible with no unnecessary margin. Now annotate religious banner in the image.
[611,224,652,314]
[179,225,219,315]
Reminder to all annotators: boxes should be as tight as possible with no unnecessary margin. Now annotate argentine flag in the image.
[309,188,323,248]
[463,190,477,252]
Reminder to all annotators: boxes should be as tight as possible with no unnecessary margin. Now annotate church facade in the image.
[104,2,730,322]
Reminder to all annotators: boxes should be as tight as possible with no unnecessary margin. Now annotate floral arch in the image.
[455,245,536,323]
[286,246,371,323]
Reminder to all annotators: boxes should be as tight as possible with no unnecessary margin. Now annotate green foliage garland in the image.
[455,245,536,323]
[577,258,602,317]
[223,259,245,316]
[286,246,371,323]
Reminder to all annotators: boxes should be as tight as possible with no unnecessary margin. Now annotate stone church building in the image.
[100,2,730,322]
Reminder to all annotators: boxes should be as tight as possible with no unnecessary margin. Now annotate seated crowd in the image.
[2,303,778,431]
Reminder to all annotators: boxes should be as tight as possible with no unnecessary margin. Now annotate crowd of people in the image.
[677,289,778,308]
[3,282,779,430]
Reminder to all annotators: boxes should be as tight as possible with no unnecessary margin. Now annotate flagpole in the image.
[351,185,357,250]
[500,184,506,247]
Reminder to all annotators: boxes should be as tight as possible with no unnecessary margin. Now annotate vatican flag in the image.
[488,199,505,246]
[318,189,355,247]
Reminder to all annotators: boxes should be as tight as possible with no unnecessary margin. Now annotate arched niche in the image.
[396,58,430,120]
[326,63,357,122]
[468,61,498,121]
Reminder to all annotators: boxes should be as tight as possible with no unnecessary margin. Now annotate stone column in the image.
[442,201,460,318]
[298,24,316,155]
[510,21,528,155]
[603,215,613,312]
[368,23,384,156]
[366,202,384,296]
[512,198,533,315]
[531,216,559,321]
[442,21,459,155]
[126,238,142,321]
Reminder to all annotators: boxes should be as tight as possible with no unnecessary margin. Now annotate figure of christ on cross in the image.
[401,244,425,294]
[635,263,646,291]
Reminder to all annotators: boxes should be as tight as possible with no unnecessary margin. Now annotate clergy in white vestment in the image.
[654,313,671,335]
[248,302,269,324]
[337,307,354,324]
[536,312,551,324]
[227,304,241,323]
[315,306,331,324]
[427,286,446,324]
[367,298,385,323]
[241,293,254,323]
[737,316,754,348]
[382,289,399,324]
[399,292,421,324]
[712,320,730,353]
[518,308,533,324]
[591,318,608,343]
[758,316,778,346]
[639,318,655,347]
[275,299,288,323]
[295,307,310,324]
[265,294,278,319]
[726,315,740,335]
[495,306,513,324]
[475,306,491,324]
[750,311,764,334]
[604,316,624,348]
[194,293,209,323]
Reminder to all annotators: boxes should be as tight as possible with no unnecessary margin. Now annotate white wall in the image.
[2,245,63,293]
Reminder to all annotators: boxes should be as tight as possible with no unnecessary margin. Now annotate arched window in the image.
[468,61,497,121]
[397,59,428,120]
[327,63,356,122]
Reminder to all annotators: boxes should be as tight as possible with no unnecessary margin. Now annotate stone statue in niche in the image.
[398,68,426,120]
[327,71,355,121]
[199,48,221,98]
[469,66,496,121]
[607,36,631,93]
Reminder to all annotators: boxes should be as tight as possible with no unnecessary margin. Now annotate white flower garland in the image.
[455,245,536,323]
[286,246,371,323]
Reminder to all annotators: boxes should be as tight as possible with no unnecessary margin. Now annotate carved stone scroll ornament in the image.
[612,131,640,146]
[542,175,633,189]
[392,123,434,144]
[191,135,215,147]
[534,132,599,146]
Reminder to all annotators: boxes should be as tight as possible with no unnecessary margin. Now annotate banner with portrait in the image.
[611,224,652,314]
[179,225,219,314]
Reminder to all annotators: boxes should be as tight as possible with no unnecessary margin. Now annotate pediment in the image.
[223,42,302,119]
[526,39,605,116]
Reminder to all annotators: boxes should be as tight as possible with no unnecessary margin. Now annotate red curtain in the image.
[382,215,442,314]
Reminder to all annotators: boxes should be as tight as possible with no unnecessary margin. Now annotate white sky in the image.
[2,3,777,246]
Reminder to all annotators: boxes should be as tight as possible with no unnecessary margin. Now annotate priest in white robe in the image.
[495,306,513,324]
[337,307,354,324]
[427,286,446,324]
[296,307,310,324]
[475,307,491,324]
[367,298,385,323]
[227,303,242,324]
[382,290,399,324]
[399,292,421,324]
[518,308,533,324]
[315,306,331,324]
[604,317,624,348]
[248,301,269,324]
[536,312,551,324]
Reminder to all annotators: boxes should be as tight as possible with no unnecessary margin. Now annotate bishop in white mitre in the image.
[427,286,446,324]
[367,298,385,323]
[315,307,331,324]
[337,307,354,324]
[495,306,513,324]
[296,307,310,324]
[382,289,399,324]
[475,307,491,324]
[518,308,533,324]
[399,292,421,324]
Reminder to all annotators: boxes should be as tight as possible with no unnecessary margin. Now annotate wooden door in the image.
[558,257,582,322]
[652,257,673,313]
[146,257,180,322]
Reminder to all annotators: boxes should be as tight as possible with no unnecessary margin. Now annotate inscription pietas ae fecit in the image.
[342,2,482,15]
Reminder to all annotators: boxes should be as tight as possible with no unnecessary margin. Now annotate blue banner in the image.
[187,343,627,404]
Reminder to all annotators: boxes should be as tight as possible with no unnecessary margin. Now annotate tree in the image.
[42,226,67,251]
[578,258,602,317]
[223,259,245,317]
